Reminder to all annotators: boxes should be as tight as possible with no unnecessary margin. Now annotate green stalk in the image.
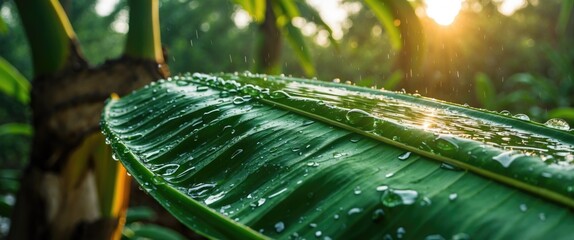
[124,0,164,62]
[14,0,77,77]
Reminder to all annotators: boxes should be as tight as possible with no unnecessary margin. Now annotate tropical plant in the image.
[8,0,167,239]
[234,0,423,80]
[101,72,574,239]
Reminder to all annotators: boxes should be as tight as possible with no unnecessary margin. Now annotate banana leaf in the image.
[102,73,574,239]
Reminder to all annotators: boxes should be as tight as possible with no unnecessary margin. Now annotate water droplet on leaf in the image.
[275,221,285,233]
[345,109,376,131]
[513,113,530,121]
[380,188,418,207]
[398,152,411,160]
[544,118,570,131]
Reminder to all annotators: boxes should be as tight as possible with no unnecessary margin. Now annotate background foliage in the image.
[0,0,572,238]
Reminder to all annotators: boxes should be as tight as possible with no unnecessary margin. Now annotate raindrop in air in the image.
[544,118,570,131]
[380,188,419,207]
[398,152,411,161]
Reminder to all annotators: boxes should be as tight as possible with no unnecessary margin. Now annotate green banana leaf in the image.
[102,73,574,239]
[233,0,266,23]
[0,57,30,104]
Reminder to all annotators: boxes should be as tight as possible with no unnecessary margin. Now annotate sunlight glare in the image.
[425,0,463,26]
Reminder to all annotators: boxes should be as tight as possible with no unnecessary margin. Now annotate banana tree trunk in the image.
[9,0,168,239]
[9,57,167,239]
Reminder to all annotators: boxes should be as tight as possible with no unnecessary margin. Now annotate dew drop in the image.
[380,188,419,207]
[372,208,385,221]
[539,213,546,221]
[345,109,376,131]
[451,233,470,240]
[434,135,459,152]
[176,80,190,86]
[270,90,290,99]
[449,193,458,201]
[440,163,462,171]
[315,231,322,237]
[499,110,511,116]
[232,96,245,105]
[519,203,528,212]
[274,221,285,233]
[307,161,320,167]
[385,172,395,178]
[425,234,446,240]
[398,152,411,161]
[231,149,243,159]
[347,207,363,215]
[196,86,209,92]
[152,175,166,185]
[397,227,406,239]
[112,153,119,161]
[353,186,362,195]
[241,84,261,97]
[513,113,530,121]
[544,118,570,131]
[493,151,525,168]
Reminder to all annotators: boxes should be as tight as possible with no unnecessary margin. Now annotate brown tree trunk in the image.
[8,52,168,239]
[256,0,282,74]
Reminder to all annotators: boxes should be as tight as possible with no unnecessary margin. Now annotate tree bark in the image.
[8,55,168,239]
[256,0,282,74]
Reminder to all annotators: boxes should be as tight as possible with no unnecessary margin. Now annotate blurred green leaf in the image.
[276,0,299,19]
[0,179,19,194]
[548,108,574,121]
[0,57,30,104]
[382,69,404,90]
[295,0,338,49]
[364,0,402,50]
[233,0,266,23]
[123,223,187,240]
[0,169,22,180]
[0,123,33,137]
[126,206,157,223]
[557,0,574,36]
[282,22,315,76]
[0,14,8,35]
[0,199,12,217]
[474,72,496,110]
